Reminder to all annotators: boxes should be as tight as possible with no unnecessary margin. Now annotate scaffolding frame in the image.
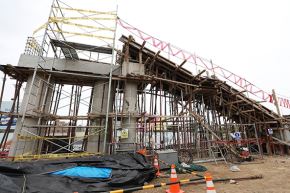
[0,0,289,162]
[3,0,118,157]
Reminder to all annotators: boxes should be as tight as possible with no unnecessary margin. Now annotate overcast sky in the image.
[0,0,290,114]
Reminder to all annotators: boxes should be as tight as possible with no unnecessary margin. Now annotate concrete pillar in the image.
[119,62,144,151]
[283,125,290,153]
[121,81,138,146]
[87,80,113,153]
[9,75,53,156]
[284,126,290,142]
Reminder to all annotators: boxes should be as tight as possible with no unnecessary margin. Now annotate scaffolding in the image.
[0,0,289,162]
[1,0,117,158]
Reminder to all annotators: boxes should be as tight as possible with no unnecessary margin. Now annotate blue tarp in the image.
[52,166,112,178]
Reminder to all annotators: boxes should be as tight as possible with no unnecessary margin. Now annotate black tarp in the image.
[0,153,155,193]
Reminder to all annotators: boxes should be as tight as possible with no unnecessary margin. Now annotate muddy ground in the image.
[138,156,290,193]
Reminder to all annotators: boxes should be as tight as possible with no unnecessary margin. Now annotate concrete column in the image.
[87,80,113,153]
[284,130,290,141]
[9,75,53,156]
[119,62,144,151]
[121,81,138,145]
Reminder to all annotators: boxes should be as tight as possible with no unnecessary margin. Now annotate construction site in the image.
[1,1,290,193]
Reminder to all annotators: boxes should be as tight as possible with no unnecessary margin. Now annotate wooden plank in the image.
[233,90,247,96]
[272,136,290,146]
[148,50,161,69]
[226,100,244,105]
[198,78,208,86]
[144,57,151,66]
[174,60,187,71]
[139,41,146,64]
[190,70,206,82]
[240,109,255,113]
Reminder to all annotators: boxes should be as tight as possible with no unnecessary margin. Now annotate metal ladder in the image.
[209,144,228,164]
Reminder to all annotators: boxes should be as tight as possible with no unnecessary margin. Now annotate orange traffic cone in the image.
[166,164,184,193]
[153,155,161,177]
[204,172,216,193]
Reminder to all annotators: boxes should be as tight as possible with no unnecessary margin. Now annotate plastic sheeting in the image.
[52,166,112,178]
[0,153,155,193]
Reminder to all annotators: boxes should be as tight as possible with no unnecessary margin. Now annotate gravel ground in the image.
[137,156,290,193]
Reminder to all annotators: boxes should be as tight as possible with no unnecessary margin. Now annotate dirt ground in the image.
[138,156,290,193]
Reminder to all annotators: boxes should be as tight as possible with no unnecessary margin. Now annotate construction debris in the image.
[229,165,241,172]
[229,179,237,184]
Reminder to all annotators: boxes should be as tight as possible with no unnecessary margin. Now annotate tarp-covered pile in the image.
[0,153,155,193]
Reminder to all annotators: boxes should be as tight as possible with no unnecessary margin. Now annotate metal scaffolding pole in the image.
[103,6,118,153]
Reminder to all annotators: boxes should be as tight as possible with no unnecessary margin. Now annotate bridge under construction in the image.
[0,0,290,163]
